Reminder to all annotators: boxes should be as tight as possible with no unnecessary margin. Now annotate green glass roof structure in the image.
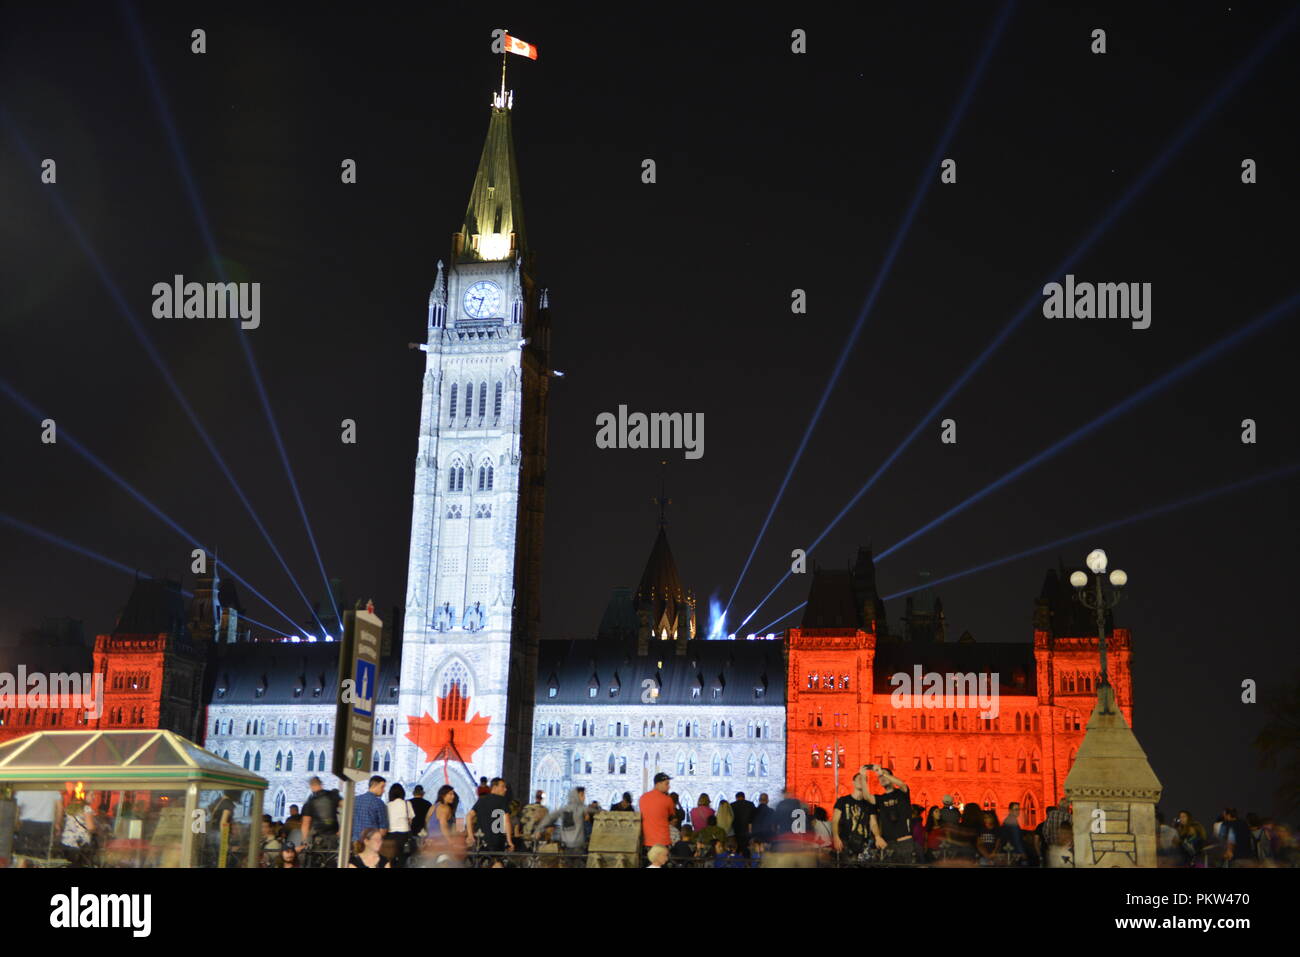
[0,729,267,791]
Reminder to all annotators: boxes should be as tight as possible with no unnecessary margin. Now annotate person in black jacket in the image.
[1221,808,1255,866]
[731,791,757,857]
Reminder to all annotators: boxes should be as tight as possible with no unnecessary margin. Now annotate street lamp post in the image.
[1069,549,1128,713]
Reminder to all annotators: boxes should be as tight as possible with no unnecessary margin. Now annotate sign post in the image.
[333,603,382,868]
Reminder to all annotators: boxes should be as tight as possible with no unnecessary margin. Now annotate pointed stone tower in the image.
[1064,683,1163,867]
[396,82,552,794]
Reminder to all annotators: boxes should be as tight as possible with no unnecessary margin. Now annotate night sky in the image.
[1,2,1297,821]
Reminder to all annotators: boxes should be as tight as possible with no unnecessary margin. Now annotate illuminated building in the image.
[393,82,552,795]
[529,521,785,807]
[785,549,1131,824]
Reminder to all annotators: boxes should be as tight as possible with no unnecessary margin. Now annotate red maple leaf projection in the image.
[405,687,492,766]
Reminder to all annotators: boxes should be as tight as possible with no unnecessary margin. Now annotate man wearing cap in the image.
[639,772,675,859]
[863,765,920,864]
[938,795,961,827]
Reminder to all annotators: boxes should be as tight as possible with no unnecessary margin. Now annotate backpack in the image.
[560,808,576,831]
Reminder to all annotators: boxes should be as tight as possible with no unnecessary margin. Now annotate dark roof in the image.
[0,632,93,676]
[113,578,187,638]
[870,642,1036,695]
[800,570,862,629]
[535,639,785,707]
[596,587,638,642]
[1037,565,1110,637]
[205,641,401,707]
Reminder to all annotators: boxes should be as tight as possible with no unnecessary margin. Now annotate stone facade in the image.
[394,91,551,793]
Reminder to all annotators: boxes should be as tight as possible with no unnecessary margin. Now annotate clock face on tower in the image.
[462,280,502,319]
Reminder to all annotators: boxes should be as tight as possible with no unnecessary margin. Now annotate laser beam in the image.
[882,462,1300,601]
[876,288,1300,561]
[121,1,341,627]
[721,0,1016,621]
[0,512,298,639]
[753,602,809,636]
[737,5,1299,629]
[0,375,308,638]
[0,105,328,637]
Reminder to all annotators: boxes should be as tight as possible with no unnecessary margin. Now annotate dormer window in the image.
[588,686,597,698]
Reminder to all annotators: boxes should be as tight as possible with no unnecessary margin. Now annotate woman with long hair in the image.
[276,844,300,869]
[385,782,415,865]
[431,785,460,840]
[348,828,392,868]
[716,799,734,837]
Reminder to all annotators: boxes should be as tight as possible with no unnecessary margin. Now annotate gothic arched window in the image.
[308,751,315,772]
[1022,792,1039,827]
[811,748,819,768]
[449,383,458,422]
[464,381,474,421]
[438,661,470,721]
[1030,748,1041,773]
[478,382,487,420]
[494,381,503,421]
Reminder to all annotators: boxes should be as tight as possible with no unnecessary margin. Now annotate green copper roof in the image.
[459,103,526,262]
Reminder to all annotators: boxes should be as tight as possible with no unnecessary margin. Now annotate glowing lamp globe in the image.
[1086,549,1109,574]
[1109,569,1128,587]
[1069,570,1088,588]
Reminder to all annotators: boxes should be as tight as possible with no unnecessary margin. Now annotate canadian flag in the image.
[504,33,538,60]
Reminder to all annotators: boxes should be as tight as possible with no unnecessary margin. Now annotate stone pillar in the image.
[1064,684,1162,867]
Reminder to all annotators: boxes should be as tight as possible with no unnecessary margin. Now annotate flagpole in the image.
[500,28,508,98]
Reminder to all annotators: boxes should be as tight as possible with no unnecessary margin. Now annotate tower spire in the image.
[653,459,671,527]
[457,85,525,263]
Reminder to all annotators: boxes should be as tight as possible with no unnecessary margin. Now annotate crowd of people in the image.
[241,764,1298,868]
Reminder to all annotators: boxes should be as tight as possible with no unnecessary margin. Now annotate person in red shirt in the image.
[639,773,675,851]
